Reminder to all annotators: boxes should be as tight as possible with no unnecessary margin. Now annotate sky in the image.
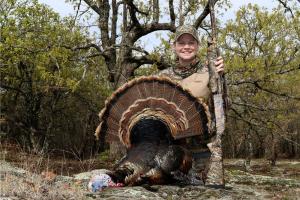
[38,0,277,51]
[39,0,276,19]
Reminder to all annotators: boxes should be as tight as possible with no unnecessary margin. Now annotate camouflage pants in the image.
[188,136,224,187]
[186,136,210,182]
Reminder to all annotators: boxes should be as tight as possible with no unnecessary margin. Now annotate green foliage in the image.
[0,0,112,154]
[98,149,110,161]
[221,4,300,158]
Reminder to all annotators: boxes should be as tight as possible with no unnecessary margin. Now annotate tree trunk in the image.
[270,133,278,166]
[114,34,137,87]
[245,131,253,171]
[20,61,45,152]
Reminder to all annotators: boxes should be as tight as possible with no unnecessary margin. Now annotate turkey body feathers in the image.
[109,142,192,186]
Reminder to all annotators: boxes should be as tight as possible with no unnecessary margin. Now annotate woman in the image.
[159,25,224,101]
[158,25,225,182]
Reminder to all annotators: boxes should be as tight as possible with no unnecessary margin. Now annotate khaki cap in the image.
[175,25,199,43]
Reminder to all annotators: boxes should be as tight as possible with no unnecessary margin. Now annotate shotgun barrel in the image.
[205,0,226,188]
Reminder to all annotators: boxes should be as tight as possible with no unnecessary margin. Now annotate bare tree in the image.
[277,0,300,18]
[71,0,219,88]
[64,0,222,158]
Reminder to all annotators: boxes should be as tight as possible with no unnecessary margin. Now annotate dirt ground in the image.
[224,158,300,180]
[1,140,300,199]
[1,140,299,179]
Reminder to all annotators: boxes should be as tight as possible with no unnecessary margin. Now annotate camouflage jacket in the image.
[158,60,211,102]
[157,60,216,138]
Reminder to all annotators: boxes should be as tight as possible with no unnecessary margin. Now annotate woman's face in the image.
[174,33,199,64]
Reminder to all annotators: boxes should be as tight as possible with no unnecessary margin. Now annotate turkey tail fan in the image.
[95,76,211,148]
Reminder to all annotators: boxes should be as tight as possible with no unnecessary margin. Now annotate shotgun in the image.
[205,0,226,188]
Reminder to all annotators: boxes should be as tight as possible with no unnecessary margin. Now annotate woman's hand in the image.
[215,56,224,74]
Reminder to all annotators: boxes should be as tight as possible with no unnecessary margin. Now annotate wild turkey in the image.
[95,75,211,185]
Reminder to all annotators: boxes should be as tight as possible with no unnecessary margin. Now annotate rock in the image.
[0,160,27,177]
[1,160,300,200]
[54,174,74,182]
[226,169,300,187]
[87,186,165,200]
[73,169,113,181]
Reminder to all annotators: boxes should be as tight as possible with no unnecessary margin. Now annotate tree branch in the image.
[169,0,175,26]
[229,108,260,127]
[122,2,128,32]
[63,43,101,51]
[111,0,118,44]
[112,43,171,69]
[98,0,110,47]
[125,0,148,15]
[62,43,112,60]
[133,23,176,42]
[275,64,300,75]
[194,0,218,29]
[254,82,300,100]
[277,0,295,18]
[179,0,184,25]
[129,54,172,70]
[231,101,281,112]
[125,0,148,29]
[0,83,25,95]
[72,0,82,26]
[153,0,159,23]
[82,0,101,15]
[182,0,197,19]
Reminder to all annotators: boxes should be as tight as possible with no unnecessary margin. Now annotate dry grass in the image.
[0,139,114,176]
[1,140,300,199]
[0,139,114,199]
[0,170,86,200]
[224,158,300,180]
